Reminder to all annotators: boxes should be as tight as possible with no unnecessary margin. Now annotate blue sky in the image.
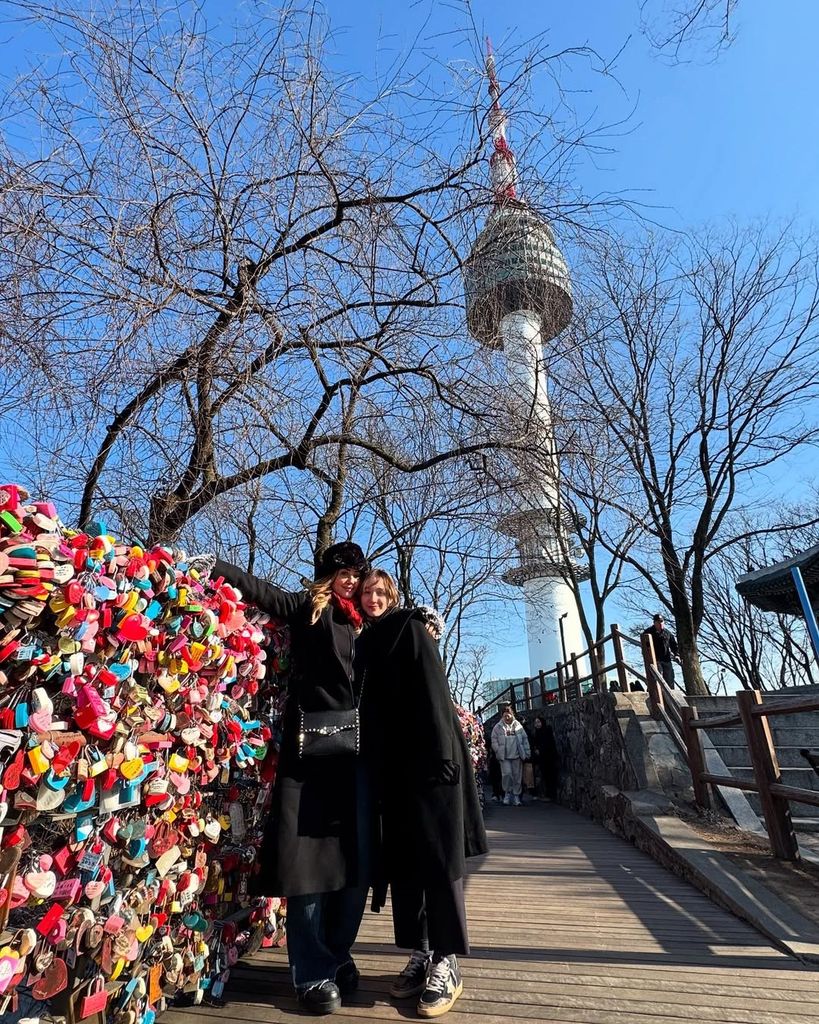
[1,0,816,680]
[316,0,819,679]
[318,0,818,228]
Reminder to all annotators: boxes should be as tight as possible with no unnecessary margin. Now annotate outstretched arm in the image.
[213,558,306,621]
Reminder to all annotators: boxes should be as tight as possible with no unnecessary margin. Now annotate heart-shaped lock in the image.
[0,947,21,995]
[36,779,66,811]
[28,709,52,734]
[120,757,144,781]
[85,880,105,900]
[24,869,56,898]
[31,954,68,999]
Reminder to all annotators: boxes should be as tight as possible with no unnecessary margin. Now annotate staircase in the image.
[691,694,819,832]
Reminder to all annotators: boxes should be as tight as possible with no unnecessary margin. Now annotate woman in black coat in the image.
[360,572,488,1019]
[195,542,372,1015]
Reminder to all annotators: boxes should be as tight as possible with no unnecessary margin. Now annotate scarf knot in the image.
[332,593,363,630]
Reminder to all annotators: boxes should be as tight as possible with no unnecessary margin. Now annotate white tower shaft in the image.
[499,311,584,678]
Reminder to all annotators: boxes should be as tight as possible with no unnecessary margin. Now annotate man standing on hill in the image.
[644,614,679,687]
[491,704,531,806]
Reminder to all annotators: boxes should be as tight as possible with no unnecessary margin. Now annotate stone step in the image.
[704,725,819,747]
[692,693,819,709]
[744,789,819,818]
[716,744,818,769]
[729,765,819,788]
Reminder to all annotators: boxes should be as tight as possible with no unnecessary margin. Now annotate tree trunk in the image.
[673,605,709,695]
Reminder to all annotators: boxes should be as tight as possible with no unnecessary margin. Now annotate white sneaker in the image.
[502,793,512,805]
[513,796,522,806]
[417,956,463,1018]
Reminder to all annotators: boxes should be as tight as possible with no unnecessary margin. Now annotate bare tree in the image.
[449,643,495,711]
[700,512,819,690]
[564,226,819,695]
[0,0,626,581]
[640,0,740,60]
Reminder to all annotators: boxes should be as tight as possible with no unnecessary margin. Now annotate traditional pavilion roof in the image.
[735,542,819,614]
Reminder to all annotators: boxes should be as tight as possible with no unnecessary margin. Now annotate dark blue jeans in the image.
[287,762,372,991]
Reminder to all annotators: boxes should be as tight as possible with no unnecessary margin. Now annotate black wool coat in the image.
[214,558,371,898]
[365,609,488,902]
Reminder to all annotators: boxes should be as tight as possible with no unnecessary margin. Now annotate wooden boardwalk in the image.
[168,803,819,1024]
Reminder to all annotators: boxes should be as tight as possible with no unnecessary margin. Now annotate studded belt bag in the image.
[298,707,360,758]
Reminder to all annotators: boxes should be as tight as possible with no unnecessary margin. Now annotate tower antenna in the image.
[485,37,518,204]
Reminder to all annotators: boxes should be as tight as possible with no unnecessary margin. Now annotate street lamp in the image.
[558,612,569,664]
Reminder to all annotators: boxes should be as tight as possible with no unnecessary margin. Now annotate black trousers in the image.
[390,877,469,956]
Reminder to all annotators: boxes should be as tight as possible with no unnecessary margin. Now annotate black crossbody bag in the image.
[298,673,364,758]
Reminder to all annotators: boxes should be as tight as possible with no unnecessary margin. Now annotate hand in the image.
[187,553,217,577]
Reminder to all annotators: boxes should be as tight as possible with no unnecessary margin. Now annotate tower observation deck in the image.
[464,42,587,678]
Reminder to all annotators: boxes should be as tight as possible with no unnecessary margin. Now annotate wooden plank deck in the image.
[168,803,819,1023]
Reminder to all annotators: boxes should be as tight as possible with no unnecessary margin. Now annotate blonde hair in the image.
[307,575,335,624]
[362,569,400,614]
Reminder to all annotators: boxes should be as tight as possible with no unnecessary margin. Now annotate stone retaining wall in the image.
[517,692,693,826]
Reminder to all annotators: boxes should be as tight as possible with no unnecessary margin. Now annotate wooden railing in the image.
[480,626,819,861]
[477,623,647,717]
[639,634,819,861]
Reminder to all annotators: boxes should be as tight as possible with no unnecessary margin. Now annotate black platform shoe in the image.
[297,980,342,1015]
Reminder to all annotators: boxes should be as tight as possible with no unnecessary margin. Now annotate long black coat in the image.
[365,610,488,900]
[214,558,369,897]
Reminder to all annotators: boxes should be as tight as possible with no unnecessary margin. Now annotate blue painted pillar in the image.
[790,565,819,668]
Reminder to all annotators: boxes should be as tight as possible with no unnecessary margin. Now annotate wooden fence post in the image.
[680,706,711,809]
[570,654,581,700]
[736,690,799,861]
[611,624,630,693]
[538,669,547,705]
[641,632,664,713]
[523,676,532,711]
[556,662,566,703]
[591,640,603,693]
[509,682,517,710]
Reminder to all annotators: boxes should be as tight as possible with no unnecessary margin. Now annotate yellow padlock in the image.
[168,753,189,773]
[120,758,144,780]
[170,900,182,914]
[157,673,179,694]
[55,606,77,628]
[27,746,50,776]
[110,958,125,981]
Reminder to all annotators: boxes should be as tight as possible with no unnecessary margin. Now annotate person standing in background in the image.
[490,704,530,806]
[643,614,679,687]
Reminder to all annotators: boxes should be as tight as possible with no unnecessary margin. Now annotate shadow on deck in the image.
[167,802,819,1024]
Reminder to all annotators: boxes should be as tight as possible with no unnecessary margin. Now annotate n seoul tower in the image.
[464,41,587,679]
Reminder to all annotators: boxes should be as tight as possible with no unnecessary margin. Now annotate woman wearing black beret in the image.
[193,541,373,1015]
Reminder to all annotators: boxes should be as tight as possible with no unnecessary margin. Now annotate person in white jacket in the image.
[490,704,531,806]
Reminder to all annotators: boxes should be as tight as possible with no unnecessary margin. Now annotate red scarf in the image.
[332,594,363,630]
